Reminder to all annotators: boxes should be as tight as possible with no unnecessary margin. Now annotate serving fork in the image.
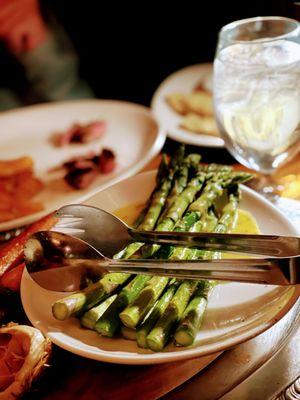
[24,204,300,292]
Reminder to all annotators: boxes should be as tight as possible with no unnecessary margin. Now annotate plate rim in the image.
[151,63,224,148]
[0,99,166,231]
[21,170,300,364]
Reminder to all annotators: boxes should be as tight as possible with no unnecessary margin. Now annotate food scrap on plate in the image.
[53,120,107,146]
[63,148,116,189]
[166,86,219,136]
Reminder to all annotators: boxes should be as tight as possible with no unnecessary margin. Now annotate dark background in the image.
[43,0,296,105]
[0,0,297,107]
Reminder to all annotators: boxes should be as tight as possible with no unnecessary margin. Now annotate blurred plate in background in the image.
[0,99,165,231]
[152,63,224,148]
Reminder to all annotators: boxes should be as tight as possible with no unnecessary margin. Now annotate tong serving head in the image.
[24,230,300,292]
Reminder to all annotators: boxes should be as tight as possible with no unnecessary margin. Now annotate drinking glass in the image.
[213,16,300,196]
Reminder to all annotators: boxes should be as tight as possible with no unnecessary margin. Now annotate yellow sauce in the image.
[222,209,260,259]
[114,203,144,226]
[233,210,260,234]
[114,204,260,235]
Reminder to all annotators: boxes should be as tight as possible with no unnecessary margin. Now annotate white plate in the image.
[151,63,224,147]
[0,100,165,231]
[21,171,300,365]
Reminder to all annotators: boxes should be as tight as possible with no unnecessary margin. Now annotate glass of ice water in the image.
[214,17,300,195]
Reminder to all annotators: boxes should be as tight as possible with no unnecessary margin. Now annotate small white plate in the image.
[21,171,300,364]
[0,100,165,231]
[151,63,224,148]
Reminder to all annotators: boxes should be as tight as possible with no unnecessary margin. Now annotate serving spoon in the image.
[55,205,299,258]
[23,205,300,292]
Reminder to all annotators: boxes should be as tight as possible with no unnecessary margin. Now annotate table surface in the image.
[16,139,300,399]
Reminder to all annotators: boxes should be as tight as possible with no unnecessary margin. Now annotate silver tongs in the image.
[24,205,300,292]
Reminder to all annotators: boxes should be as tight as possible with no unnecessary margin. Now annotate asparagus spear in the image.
[174,169,248,232]
[132,153,169,229]
[73,151,199,334]
[174,189,240,346]
[81,294,117,330]
[91,153,198,333]
[116,146,185,259]
[137,151,184,232]
[52,273,131,321]
[138,165,245,260]
[119,276,169,329]
[213,190,239,234]
[169,209,219,261]
[133,165,209,259]
[136,283,178,348]
[158,154,201,222]
[135,208,218,348]
[52,154,179,320]
[146,280,198,352]
[119,165,216,330]
[155,169,251,260]
[95,275,151,337]
[141,206,219,350]
[174,280,214,346]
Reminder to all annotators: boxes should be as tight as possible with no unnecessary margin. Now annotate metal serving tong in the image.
[24,205,300,292]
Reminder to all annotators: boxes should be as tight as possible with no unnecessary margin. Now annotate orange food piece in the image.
[0,212,15,223]
[0,324,52,398]
[0,213,57,277]
[14,172,43,199]
[0,263,25,292]
[0,157,44,223]
[0,331,30,392]
[0,157,33,178]
[0,193,13,211]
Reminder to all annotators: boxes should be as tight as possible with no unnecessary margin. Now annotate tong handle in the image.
[108,257,300,286]
[130,230,300,257]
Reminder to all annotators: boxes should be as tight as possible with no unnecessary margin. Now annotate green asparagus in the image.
[52,153,181,320]
[95,275,151,337]
[90,152,197,334]
[136,283,178,348]
[174,189,240,346]
[115,148,184,260]
[175,169,249,232]
[169,209,219,260]
[158,154,201,222]
[119,276,169,329]
[174,280,214,346]
[146,280,198,351]
[81,294,117,330]
[52,273,131,321]
[51,145,254,353]
[133,165,209,259]
[143,207,219,349]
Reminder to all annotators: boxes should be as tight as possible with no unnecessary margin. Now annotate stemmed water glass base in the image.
[247,174,282,203]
